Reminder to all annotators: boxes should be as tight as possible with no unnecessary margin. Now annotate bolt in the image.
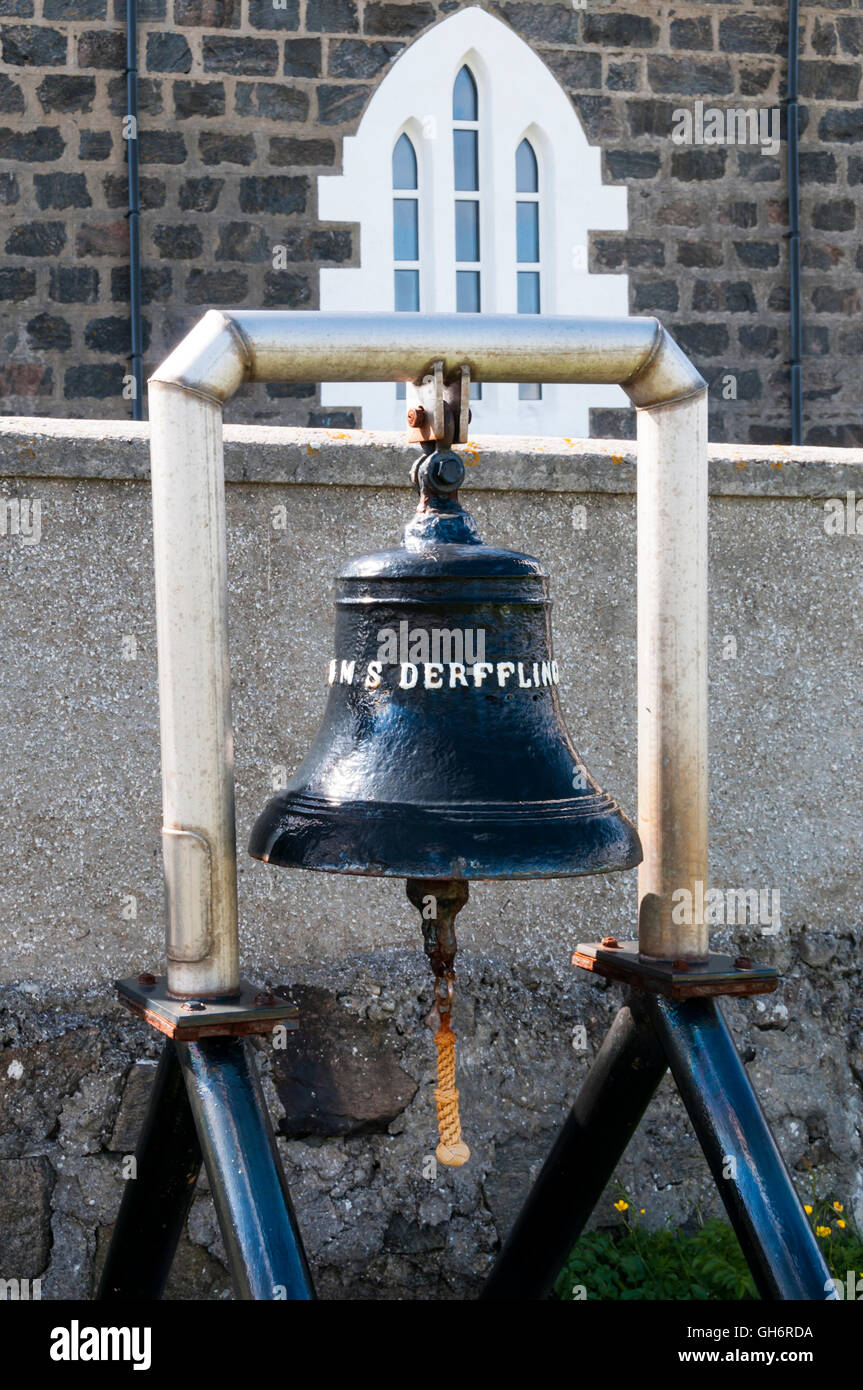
[600,936,621,949]
[254,991,276,1007]
[734,955,753,971]
[138,972,156,988]
[672,959,690,971]
[181,1000,207,1012]
[407,406,426,428]
[435,454,462,485]
[423,450,465,494]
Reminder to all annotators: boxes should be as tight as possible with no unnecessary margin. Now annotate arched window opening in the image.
[453,64,477,121]
[393,132,419,400]
[317,7,630,437]
[516,138,541,402]
[453,66,482,399]
[453,65,480,316]
[393,133,419,312]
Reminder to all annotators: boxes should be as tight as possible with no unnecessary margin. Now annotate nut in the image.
[407,406,426,428]
[600,936,621,949]
[138,972,156,988]
[734,955,753,971]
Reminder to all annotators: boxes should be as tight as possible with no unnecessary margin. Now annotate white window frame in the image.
[318,6,630,437]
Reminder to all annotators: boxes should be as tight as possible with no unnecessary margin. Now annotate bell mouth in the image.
[248,790,642,881]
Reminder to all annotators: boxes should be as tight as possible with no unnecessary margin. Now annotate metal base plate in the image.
[116,975,300,1041]
[573,942,779,999]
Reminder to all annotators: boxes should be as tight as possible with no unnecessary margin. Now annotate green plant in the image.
[800,1174,863,1290]
[553,1186,863,1300]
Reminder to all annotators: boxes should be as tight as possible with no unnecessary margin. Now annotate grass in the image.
[553,1184,863,1301]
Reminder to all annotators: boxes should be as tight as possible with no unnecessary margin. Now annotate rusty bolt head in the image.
[181,1000,207,1012]
[406,406,426,428]
[673,959,690,971]
[138,972,156,988]
[254,991,276,1007]
[600,936,621,949]
[734,955,753,971]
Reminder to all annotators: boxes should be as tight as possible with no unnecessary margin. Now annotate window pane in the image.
[453,129,478,191]
[456,270,480,312]
[392,133,417,190]
[516,201,539,263]
[519,383,542,400]
[393,198,418,261]
[516,139,538,193]
[455,200,479,262]
[394,268,419,311]
[517,270,540,314]
[396,382,406,400]
[453,65,477,121]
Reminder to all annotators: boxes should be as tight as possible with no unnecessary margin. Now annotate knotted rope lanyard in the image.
[407,877,470,1168]
[432,974,469,1168]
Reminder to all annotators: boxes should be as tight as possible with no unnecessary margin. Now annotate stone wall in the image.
[0,417,861,1298]
[1,2,863,443]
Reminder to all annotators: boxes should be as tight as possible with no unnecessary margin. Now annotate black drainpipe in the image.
[787,0,802,445]
[125,0,143,421]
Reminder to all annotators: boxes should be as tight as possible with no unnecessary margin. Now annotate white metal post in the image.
[636,394,709,960]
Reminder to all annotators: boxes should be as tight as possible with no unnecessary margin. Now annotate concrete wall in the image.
[0,417,861,1298]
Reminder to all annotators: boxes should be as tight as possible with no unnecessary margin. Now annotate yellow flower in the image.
[836,1219,846,1229]
[640,1209,645,1215]
[833,1202,844,1213]
[816,1226,831,1238]
[614,1200,629,1213]
[804,1205,813,1215]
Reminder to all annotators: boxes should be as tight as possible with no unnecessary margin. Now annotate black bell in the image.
[249,446,641,882]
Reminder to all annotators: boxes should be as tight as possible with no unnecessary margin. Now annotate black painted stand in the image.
[98,1036,315,1302]
[99,987,832,1303]
[482,990,834,1302]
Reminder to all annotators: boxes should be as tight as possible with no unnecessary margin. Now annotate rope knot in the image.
[434,1022,469,1167]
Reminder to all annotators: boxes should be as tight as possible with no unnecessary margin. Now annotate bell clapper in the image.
[406,878,471,1169]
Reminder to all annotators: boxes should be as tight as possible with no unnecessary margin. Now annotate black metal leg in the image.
[646,994,835,1301]
[176,1037,316,1301]
[481,998,668,1300]
[97,1041,202,1300]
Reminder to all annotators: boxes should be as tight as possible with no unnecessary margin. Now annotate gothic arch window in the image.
[453,65,481,315]
[516,138,541,401]
[318,7,629,437]
[393,133,420,313]
[393,132,419,402]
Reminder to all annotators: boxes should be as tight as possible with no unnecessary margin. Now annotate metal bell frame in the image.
[98,312,832,1303]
